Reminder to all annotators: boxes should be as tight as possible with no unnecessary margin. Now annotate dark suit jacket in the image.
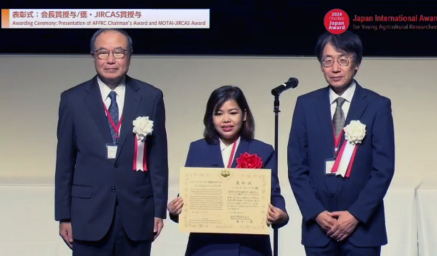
[288,83,395,247]
[171,138,287,256]
[55,75,168,242]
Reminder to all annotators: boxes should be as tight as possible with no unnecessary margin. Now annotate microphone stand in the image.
[270,77,297,256]
[272,92,280,256]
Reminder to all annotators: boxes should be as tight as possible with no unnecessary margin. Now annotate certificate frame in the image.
[179,167,271,235]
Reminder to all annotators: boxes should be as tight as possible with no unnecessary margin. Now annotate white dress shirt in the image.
[98,76,126,138]
[329,81,356,120]
[98,76,126,118]
[220,137,241,168]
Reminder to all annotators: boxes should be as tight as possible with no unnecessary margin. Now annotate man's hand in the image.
[327,211,359,242]
[315,211,337,233]
[267,204,289,225]
[153,217,164,241]
[167,197,184,215]
[59,221,73,249]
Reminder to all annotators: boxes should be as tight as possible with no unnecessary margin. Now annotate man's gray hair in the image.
[90,29,133,53]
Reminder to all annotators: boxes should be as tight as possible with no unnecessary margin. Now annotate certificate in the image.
[179,167,271,235]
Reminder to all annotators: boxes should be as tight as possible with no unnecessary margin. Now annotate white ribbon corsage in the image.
[132,116,153,171]
[331,120,366,178]
[344,120,366,145]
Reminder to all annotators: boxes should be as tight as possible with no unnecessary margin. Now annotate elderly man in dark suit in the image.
[55,29,168,256]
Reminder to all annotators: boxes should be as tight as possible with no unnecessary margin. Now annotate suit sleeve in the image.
[264,145,288,228]
[348,98,395,224]
[148,91,169,219]
[169,142,196,223]
[288,97,325,223]
[54,92,76,221]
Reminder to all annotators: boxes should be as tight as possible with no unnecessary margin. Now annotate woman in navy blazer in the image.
[168,86,289,256]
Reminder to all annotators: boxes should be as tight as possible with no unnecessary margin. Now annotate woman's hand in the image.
[267,204,288,225]
[167,197,184,215]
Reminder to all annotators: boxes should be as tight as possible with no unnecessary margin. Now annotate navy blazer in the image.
[288,83,395,247]
[54,76,169,242]
[171,138,287,256]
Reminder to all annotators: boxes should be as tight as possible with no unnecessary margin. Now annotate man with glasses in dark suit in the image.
[55,29,168,256]
[288,31,395,256]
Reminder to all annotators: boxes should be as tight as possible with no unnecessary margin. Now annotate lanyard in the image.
[103,104,123,144]
[333,129,344,159]
[227,140,238,168]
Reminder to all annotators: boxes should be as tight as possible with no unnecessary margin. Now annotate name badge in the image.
[325,158,335,175]
[107,144,117,159]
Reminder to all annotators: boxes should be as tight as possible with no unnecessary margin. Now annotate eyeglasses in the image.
[322,56,353,68]
[93,49,129,60]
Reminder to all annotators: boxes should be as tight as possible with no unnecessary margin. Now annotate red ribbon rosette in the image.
[236,152,263,168]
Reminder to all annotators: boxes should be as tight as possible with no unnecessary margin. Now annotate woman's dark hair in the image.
[203,86,254,144]
[315,31,363,66]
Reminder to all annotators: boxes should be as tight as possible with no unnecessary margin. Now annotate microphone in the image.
[271,77,299,95]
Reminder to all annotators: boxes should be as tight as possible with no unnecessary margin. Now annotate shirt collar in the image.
[219,137,240,151]
[329,80,356,104]
[97,76,126,101]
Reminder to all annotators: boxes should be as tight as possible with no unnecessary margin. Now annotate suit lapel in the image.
[84,77,113,143]
[315,87,335,150]
[116,77,142,159]
[314,83,369,153]
[209,142,225,168]
[344,83,369,130]
[231,138,249,168]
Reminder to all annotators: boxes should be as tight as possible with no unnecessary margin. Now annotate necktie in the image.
[108,91,119,143]
[333,97,346,138]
